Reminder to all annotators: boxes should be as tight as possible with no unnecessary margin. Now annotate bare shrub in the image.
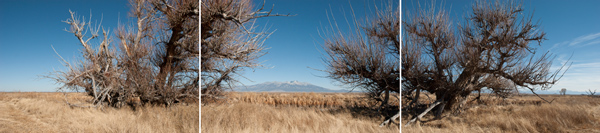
[559,88,567,95]
[319,1,399,127]
[200,0,291,101]
[46,0,199,108]
[560,88,567,95]
[402,0,570,126]
[587,89,597,97]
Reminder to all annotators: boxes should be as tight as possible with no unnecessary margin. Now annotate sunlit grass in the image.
[0,92,198,133]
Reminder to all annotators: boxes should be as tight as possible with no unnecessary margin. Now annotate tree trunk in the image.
[156,26,183,91]
[379,89,390,112]
[404,100,442,126]
[409,88,421,109]
[434,101,446,118]
[384,89,390,106]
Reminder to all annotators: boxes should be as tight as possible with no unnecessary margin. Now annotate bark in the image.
[378,89,390,112]
[408,88,421,108]
[404,100,442,126]
[434,101,446,119]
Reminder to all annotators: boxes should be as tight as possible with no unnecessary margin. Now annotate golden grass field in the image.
[402,94,600,133]
[6,91,595,133]
[0,92,199,133]
[201,92,401,133]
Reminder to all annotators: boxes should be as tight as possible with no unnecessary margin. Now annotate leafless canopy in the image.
[587,89,596,96]
[46,0,199,108]
[560,88,567,95]
[319,1,399,127]
[402,0,570,125]
[201,0,291,99]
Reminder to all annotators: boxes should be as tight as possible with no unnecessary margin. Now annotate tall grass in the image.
[201,102,399,133]
[0,92,198,133]
[402,95,600,133]
[201,92,400,133]
[225,92,400,108]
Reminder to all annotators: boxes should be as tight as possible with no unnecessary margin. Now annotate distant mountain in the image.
[234,81,352,93]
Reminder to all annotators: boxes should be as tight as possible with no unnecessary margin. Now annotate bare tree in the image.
[560,88,567,95]
[402,0,570,126]
[200,0,292,100]
[587,89,596,96]
[46,0,199,108]
[319,1,399,127]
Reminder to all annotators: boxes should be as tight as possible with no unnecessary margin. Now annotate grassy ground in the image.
[0,92,199,133]
[12,92,592,132]
[402,94,600,133]
[201,92,400,133]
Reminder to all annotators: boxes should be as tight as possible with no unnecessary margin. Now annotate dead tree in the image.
[587,89,596,96]
[319,1,399,127]
[201,0,292,100]
[560,88,567,95]
[402,0,570,126]
[46,0,199,108]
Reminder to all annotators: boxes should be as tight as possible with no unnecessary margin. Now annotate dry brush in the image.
[200,0,292,100]
[402,0,570,126]
[46,0,199,108]
[319,0,399,127]
[224,92,400,109]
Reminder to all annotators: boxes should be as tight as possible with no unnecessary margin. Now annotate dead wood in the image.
[46,0,199,108]
[404,100,443,127]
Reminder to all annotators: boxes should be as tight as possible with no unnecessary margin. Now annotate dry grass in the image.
[402,94,600,133]
[0,92,199,133]
[201,92,400,133]
[224,92,400,108]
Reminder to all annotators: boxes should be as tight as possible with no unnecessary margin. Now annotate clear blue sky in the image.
[0,0,131,92]
[403,0,600,93]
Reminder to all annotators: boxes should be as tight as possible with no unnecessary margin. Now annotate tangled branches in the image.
[46,0,199,108]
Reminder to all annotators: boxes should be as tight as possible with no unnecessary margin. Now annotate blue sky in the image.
[403,0,600,93]
[234,0,397,91]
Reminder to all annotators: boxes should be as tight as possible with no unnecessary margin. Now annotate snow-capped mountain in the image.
[234,81,350,92]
